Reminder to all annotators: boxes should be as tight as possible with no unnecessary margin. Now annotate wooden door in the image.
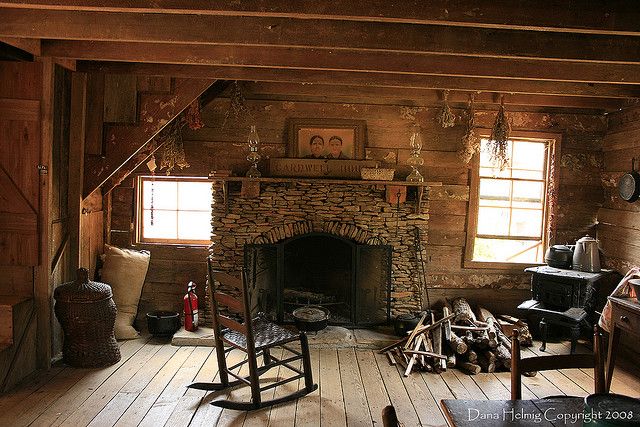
[0,61,42,267]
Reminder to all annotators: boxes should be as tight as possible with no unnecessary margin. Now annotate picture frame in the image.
[286,118,367,160]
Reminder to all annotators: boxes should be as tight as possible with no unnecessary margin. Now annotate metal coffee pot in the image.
[572,235,601,272]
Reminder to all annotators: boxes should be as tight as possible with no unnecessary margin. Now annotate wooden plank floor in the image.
[1,337,639,427]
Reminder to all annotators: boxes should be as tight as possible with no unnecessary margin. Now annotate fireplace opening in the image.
[283,235,353,323]
[245,232,392,327]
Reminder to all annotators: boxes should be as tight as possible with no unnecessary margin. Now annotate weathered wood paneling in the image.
[599,106,640,270]
[109,82,606,319]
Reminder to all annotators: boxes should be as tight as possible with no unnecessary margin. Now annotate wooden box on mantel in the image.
[269,158,379,179]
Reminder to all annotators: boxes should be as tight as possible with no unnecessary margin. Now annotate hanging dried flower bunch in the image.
[158,121,190,175]
[437,90,456,128]
[488,95,511,170]
[457,93,479,164]
[222,81,253,128]
[185,99,204,130]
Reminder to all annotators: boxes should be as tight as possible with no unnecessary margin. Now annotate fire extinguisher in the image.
[184,281,199,332]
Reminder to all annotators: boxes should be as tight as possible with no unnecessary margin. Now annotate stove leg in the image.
[569,324,580,354]
[539,318,547,352]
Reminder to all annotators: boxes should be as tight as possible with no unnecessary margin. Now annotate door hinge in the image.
[38,165,48,174]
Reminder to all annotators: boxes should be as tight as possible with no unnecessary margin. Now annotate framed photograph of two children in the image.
[286,118,367,160]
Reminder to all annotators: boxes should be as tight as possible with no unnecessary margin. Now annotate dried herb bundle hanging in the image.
[437,90,456,128]
[158,121,190,175]
[488,95,511,170]
[185,99,204,130]
[457,93,479,164]
[222,81,253,128]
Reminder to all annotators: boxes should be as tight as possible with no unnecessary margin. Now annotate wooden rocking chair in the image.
[187,259,318,410]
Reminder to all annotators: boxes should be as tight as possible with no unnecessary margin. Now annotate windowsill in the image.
[132,242,211,249]
[463,259,545,271]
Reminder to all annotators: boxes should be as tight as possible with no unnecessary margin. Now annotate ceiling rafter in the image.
[1,0,639,36]
[42,41,640,85]
[2,8,640,64]
[76,61,640,99]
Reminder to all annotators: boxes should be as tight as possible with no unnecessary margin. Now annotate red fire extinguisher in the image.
[184,281,199,332]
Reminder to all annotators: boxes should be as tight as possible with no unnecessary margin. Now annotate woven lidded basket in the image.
[54,268,121,368]
[360,167,395,181]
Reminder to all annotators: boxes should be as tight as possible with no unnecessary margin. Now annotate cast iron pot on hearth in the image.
[292,306,330,332]
[146,310,181,337]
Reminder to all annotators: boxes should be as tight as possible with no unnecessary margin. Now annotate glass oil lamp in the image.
[406,127,425,182]
[246,125,262,178]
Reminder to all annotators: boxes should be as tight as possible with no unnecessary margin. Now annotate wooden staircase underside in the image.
[83,77,217,198]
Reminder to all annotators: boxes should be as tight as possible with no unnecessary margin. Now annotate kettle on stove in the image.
[572,235,601,272]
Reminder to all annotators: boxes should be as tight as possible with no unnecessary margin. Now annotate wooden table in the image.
[605,296,640,392]
[441,398,584,427]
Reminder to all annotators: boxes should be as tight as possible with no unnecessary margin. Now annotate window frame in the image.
[134,175,212,246]
[463,130,561,270]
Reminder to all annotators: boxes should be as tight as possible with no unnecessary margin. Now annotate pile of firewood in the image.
[380,297,532,376]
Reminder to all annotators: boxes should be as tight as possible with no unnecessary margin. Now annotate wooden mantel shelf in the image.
[209,175,441,214]
[208,176,442,187]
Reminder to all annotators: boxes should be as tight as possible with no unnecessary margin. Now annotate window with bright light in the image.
[136,176,212,244]
[466,136,556,266]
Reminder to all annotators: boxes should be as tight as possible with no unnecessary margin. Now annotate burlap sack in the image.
[101,245,150,339]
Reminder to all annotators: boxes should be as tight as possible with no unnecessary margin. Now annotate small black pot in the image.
[394,313,421,336]
[146,310,181,337]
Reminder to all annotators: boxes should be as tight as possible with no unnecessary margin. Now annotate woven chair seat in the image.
[223,318,299,350]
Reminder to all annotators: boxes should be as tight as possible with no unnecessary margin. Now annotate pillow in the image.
[101,245,150,339]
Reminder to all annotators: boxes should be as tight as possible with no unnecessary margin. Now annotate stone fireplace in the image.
[209,179,430,324]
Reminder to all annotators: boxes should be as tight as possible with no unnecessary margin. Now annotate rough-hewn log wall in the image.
[599,106,640,272]
[109,83,607,322]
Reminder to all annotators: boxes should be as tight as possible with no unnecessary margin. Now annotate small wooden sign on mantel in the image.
[269,158,378,179]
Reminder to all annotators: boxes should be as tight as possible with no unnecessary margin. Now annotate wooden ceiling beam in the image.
[3,8,640,63]
[242,82,629,111]
[1,1,639,36]
[76,61,640,99]
[42,41,640,85]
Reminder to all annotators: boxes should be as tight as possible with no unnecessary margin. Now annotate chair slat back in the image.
[520,353,594,373]
[214,291,244,315]
[511,326,605,400]
[207,258,256,349]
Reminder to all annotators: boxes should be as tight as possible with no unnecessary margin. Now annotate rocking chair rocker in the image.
[187,259,318,410]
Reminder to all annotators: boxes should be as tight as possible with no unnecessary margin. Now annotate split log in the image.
[404,313,428,350]
[432,324,447,372]
[394,348,408,369]
[494,344,511,370]
[450,324,491,332]
[442,307,452,341]
[385,351,397,366]
[456,360,481,375]
[451,297,477,324]
[466,349,478,364]
[476,306,500,346]
[446,353,457,369]
[411,313,455,336]
[404,334,424,376]
[481,350,496,363]
[497,314,533,346]
[404,350,447,360]
[378,336,408,353]
[448,330,468,354]
[477,352,496,373]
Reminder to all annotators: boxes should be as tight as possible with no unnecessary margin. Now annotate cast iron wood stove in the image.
[519,266,619,353]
